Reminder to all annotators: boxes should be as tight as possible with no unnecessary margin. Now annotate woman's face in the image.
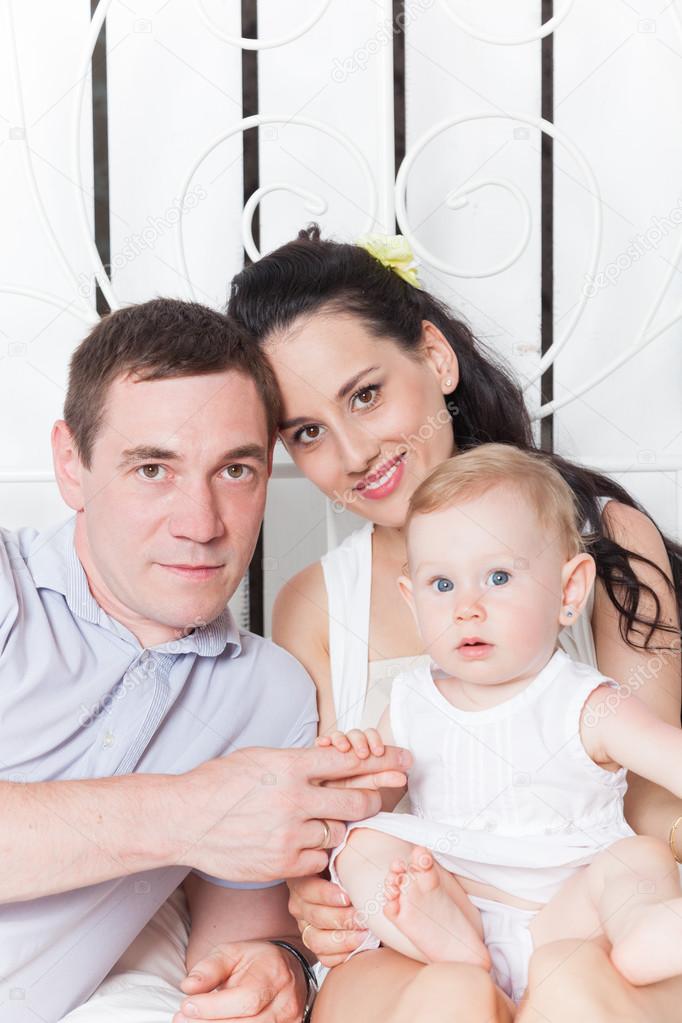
[266,312,458,528]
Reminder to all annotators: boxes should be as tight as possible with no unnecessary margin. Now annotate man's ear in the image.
[559,552,596,627]
[420,320,460,393]
[52,420,86,512]
[397,574,419,625]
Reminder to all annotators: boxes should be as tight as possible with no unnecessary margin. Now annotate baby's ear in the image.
[397,575,418,623]
[559,552,596,627]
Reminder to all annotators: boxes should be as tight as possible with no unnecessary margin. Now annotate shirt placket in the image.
[116,652,175,775]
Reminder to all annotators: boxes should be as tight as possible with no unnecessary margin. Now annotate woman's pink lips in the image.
[456,643,494,659]
[355,456,405,501]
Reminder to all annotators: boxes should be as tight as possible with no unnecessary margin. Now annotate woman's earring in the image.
[565,606,575,618]
[444,377,453,390]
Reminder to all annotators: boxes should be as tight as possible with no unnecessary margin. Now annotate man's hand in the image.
[172,744,411,883]
[173,940,307,1023]
[288,874,369,967]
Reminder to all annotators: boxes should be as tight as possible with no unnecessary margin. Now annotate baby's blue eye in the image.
[488,570,510,587]
[432,577,453,593]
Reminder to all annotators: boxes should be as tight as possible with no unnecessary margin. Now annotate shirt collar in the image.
[28,516,242,658]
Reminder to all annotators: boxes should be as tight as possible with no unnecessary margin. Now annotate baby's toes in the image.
[410,845,434,872]
[383,877,402,918]
[384,868,402,896]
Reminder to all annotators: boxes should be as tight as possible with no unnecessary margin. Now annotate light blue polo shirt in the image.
[0,518,318,1022]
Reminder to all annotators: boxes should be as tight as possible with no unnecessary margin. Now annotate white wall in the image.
[1,0,680,635]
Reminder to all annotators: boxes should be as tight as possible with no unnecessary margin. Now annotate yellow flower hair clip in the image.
[356,233,422,288]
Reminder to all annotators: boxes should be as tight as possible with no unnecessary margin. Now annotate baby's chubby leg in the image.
[530,835,682,986]
[335,828,490,969]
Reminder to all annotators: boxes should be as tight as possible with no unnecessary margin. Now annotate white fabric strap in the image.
[321,521,374,731]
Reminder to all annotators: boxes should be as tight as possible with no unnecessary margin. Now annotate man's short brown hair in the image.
[64,298,281,468]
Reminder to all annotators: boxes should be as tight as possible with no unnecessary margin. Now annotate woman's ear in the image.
[397,574,419,625]
[420,320,459,394]
[559,553,597,627]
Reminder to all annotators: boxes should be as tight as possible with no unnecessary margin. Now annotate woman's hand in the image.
[287,874,370,968]
[316,728,385,759]
[173,940,307,1023]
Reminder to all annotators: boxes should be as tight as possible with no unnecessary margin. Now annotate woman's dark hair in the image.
[228,225,682,654]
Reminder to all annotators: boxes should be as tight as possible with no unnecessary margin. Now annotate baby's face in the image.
[405,484,571,686]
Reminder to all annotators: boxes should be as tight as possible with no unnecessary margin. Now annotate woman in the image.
[227,226,682,1022]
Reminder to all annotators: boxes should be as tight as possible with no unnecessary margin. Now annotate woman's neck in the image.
[372,523,408,564]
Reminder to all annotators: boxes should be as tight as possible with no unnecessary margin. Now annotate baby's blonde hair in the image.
[408,443,586,559]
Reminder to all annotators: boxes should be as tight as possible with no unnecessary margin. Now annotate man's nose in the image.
[168,482,225,544]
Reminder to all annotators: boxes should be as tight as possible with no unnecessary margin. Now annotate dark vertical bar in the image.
[90,0,111,316]
[242,0,264,635]
[540,0,554,451]
[393,0,406,232]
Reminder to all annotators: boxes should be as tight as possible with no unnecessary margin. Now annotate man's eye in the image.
[137,464,166,480]
[487,570,510,587]
[224,464,251,479]
[432,577,453,593]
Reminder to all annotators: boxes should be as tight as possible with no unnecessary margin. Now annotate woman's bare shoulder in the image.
[601,499,669,560]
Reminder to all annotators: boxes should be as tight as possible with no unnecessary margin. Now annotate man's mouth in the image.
[158,563,224,580]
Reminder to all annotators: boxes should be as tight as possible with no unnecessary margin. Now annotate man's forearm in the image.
[0,772,179,902]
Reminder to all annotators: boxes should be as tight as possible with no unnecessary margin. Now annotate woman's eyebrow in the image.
[336,365,380,400]
[280,366,382,429]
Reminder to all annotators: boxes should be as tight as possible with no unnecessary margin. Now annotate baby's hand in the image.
[316,728,385,759]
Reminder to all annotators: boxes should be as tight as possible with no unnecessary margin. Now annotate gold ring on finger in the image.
[315,819,331,850]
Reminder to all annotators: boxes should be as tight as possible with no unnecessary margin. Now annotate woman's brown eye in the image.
[357,388,374,404]
[305,426,320,439]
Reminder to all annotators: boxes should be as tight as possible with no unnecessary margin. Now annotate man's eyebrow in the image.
[118,446,178,469]
[117,444,268,469]
[279,365,380,431]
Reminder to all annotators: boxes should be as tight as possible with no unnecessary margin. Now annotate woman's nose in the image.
[337,422,381,475]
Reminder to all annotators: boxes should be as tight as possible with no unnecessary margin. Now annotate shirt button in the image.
[102,732,115,748]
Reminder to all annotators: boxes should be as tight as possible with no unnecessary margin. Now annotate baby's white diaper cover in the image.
[467,895,537,1004]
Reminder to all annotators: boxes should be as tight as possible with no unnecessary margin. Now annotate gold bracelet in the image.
[669,815,682,864]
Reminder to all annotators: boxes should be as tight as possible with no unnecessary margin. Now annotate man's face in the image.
[65,370,270,645]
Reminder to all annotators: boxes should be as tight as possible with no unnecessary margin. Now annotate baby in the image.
[319,444,682,1005]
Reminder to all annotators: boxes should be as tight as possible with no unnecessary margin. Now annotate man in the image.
[0,299,409,1022]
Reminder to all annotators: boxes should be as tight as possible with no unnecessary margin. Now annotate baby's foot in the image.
[382,846,490,968]
[611,897,682,985]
